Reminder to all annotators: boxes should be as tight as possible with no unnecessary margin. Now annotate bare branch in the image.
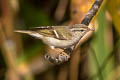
[81,0,103,26]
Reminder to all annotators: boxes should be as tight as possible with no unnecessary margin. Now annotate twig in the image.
[55,0,68,22]
[68,1,103,79]
[69,49,80,80]
[0,0,34,79]
[76,0,103,48]
[81,0,103,26]
[0,20,19,80]
[57,64,68,80]
[68,0,103,52]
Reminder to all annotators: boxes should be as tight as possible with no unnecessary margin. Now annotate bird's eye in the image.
[80,30,84,32]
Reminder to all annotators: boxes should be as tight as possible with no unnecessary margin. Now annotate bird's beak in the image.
[88,27,95,31]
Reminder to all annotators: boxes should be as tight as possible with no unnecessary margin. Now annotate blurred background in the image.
[0,0,120,80]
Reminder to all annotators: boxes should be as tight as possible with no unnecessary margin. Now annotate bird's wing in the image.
[31,26,72,40]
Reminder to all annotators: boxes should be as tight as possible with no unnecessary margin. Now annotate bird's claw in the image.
[44,51,70,64]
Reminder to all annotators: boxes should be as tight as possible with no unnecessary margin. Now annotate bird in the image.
[15,24,91,49]
[15,24,92,64]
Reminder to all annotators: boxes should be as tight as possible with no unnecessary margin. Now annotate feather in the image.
[30,26,72,40]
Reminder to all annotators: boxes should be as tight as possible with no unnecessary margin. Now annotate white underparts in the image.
[30,33,43,39]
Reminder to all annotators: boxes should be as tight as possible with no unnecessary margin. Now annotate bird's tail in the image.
[14,30,34,34]
[14,30,43,39]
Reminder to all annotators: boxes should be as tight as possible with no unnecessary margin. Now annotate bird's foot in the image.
[44,48,70,64]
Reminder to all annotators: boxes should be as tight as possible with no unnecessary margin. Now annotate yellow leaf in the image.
[107,0,120,35]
